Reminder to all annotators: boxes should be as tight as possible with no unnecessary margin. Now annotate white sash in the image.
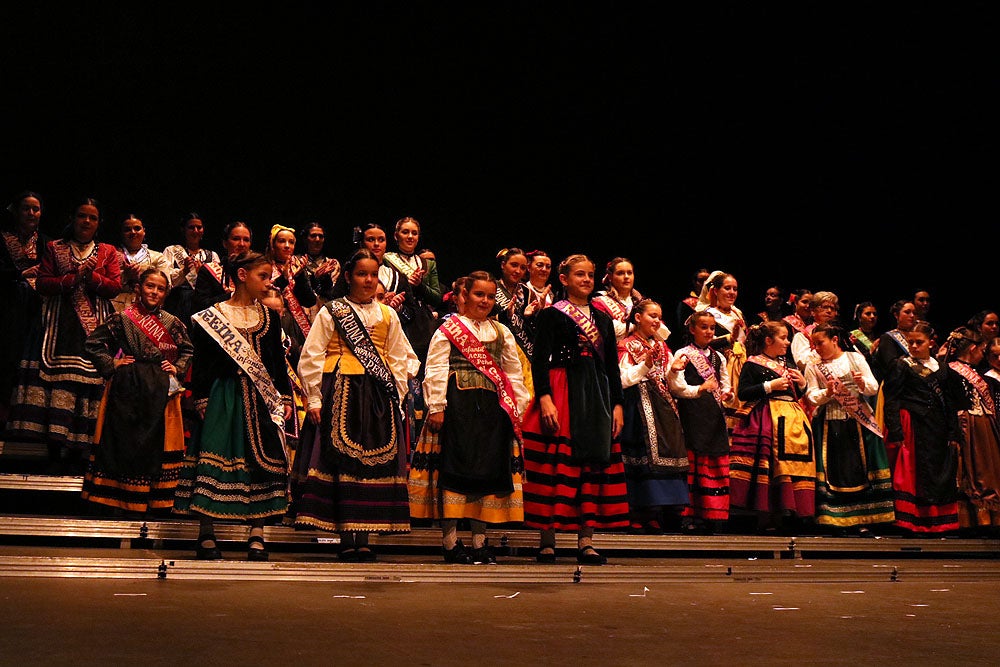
[192,305,286,444]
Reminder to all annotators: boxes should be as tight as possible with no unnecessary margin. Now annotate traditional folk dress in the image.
[379,258,437,365]
[5,239,121,449]
[618,333,689,516]
[179,258,235,474]
[526,281,554,311]
[81,303,193,512]
[871,328,910,383]
[870,328,911,458]
[947,360,1000,532]
[730,355,816,518]
[669,343,732,524]
[783,313,810,339]
[705,305,749,431]
[521,300,631,531]
[271,258,318,454]
[295,251,340,310]
[0,228,50,427]
[173,302,292,520]
[110,244,170,312]
[191,259,233,315]
[790,324,819,372]
[162,246,220,326]
[292,298,414,534]
[495,280,536,399]
[804,351,895,529]
[383,251,442,445]
[408,315,529,524]
[594,289,671,344]
[882,356,959,534]
[848,327,877,368]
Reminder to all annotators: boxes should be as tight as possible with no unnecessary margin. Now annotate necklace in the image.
[69,240,96,261]
[219,301,260,329]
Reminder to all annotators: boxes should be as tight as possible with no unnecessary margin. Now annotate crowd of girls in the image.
[5,192,1000,564]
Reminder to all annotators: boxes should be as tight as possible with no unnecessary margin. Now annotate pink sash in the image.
[950,361,996,415]
[593,293,629,323]
[747,354,790,377]
[783,314,808,336]
[816,360,883,437]
[123,305,178,363]
[439,316,522,441]
[274,263,311,339]
[675,344,724,405]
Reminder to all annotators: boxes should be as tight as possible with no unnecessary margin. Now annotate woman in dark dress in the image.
[0,191,49,430]
[6,197,121,472]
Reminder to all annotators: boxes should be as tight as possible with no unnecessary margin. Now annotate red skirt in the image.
[521,368,630,531]
[892,409,959,534]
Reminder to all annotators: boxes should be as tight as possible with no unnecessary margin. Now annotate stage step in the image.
[0,515,998,559]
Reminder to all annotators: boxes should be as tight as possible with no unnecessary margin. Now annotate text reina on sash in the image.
[197,309,244,353]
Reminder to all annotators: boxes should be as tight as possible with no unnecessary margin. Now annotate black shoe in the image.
[536,547,557,563]
[195,535,223,561]
[356,547,377,562]
[470,540,497,565]
[443,539,474,564]
[247,535,269,561]
[576,546,607,565]
[338,548,359,562]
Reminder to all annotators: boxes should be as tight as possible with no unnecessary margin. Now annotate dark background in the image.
[4,3,994,336]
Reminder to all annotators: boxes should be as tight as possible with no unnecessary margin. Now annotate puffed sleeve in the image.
[422,327,451,414]
[297,305,336,409]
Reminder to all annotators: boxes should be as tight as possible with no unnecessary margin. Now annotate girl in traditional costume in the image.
[730,321,815,534]
[618,299,689,534]
[697,270,747,431]
[174,251,293,562]
[293,249,415,562]
[942,327,1000,536]
[882,322,960,535]
[669,310,732,534]
[804,322,894,536]
[521,254,630,565]
[82,269,193,515]
[408,271,529,564]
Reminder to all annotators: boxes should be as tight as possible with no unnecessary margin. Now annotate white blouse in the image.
[297,299,416,410]
[421,315,529,416]
[804,351,879,421]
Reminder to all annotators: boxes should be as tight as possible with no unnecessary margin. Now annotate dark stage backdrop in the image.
[5,3,994,338]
